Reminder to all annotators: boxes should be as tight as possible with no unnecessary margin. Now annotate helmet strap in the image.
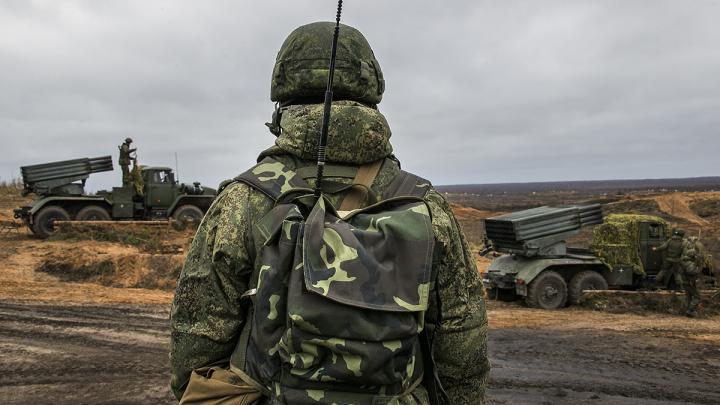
[265,102,283,136]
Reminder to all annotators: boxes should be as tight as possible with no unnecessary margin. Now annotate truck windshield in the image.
[648,224,662,238]
[152,171,172,184]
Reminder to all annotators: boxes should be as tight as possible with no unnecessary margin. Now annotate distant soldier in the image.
[680,236,705,317]
[130,159,144,197]
[653,228,686,290]
[118,137,137,186]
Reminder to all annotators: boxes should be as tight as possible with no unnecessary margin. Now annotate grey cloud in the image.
[1,0,718,190]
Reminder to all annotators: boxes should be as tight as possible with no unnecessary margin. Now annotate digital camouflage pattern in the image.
[118,141,136,186]
[170,102,489,404]
[591,214,670,275]
[228,159,434,404]
[118,142,135,165]
[655,235,687,289]
[656,235,685,263]
[277,100,393,164]
[271,22,384,105]
[681,237,705,316]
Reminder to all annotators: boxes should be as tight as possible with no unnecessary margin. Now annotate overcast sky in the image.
[1,0,718,190]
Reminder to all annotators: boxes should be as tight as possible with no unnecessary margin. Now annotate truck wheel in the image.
[172,205,204,229]
[32,206,70,239]
[76,205,111,221]
[569,271,608,305]
[526,270,567,309]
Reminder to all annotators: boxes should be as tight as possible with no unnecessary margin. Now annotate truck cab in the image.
[143,167,177,215]
[108,166,216,221]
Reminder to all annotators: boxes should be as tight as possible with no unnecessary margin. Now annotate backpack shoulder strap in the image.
[339,159,384,211]
[382,171,432,199]
[232,157,311,201]
[296,163,358,180]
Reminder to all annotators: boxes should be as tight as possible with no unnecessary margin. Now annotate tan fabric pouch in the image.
[180,366,262,405]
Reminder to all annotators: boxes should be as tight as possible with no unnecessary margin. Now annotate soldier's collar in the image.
[265,101,393,165]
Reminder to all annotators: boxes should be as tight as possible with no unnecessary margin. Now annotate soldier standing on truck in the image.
[118,137,137,186]
[653,228,686,290]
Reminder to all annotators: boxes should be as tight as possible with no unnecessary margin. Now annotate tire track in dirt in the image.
[2,300,719,405]
[0,302,175,404]
[486,303,720,405]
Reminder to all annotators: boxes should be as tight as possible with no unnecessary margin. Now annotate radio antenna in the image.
[314,0,344,198]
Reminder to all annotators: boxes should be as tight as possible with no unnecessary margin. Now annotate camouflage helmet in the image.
[672,228,685,237]
[125,137,133,143]
[271,22,385,105]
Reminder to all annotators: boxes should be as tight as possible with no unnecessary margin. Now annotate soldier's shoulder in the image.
[419,185,452,215]
[420,187,464,244]
[212,174,276,213]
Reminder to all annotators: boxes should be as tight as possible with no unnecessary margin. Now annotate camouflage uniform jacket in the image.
[656,235,685,262]
[118,143,135,165]
[170,101,490,404]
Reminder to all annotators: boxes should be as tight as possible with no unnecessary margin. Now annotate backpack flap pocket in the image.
[254,204,304,246]
[302,197,434,312]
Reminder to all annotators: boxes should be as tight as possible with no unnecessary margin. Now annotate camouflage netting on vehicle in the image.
[591,214,670,275]
[131,163,144,196]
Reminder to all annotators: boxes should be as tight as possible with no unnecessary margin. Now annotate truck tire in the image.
[172,205,204,229]
[76,205,111,221]
[526,270,567,309]
[569,270,608,305]
[32,206,70,239]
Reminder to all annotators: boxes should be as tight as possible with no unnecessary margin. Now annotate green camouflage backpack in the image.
[229,157,438,405]
[682,238,705,276]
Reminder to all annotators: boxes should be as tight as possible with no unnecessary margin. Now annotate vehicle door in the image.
[145,170,176,211]
[640,222,665,274]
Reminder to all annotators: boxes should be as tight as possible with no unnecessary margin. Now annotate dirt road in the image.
[0,301,174,404]
[487,303,720,404]
[1,299,719,405]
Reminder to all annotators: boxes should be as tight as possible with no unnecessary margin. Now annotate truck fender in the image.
[167,195,215,216]
[29,196,111,216]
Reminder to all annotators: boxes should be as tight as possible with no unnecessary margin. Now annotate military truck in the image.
[482,205,673,309]
[14,156,216,238]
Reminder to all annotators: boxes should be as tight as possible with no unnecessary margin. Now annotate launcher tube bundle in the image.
[484,204,603,255]
[20,156,114,196]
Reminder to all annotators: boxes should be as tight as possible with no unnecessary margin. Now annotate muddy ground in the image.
[1,299,719,405]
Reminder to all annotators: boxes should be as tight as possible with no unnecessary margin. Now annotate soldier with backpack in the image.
[170,20,489,405]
